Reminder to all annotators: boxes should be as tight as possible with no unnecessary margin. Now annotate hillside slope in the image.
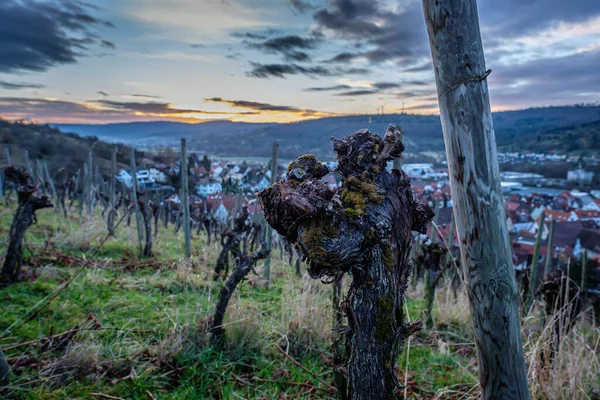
[0,120,150,180]
[54,105,600,158]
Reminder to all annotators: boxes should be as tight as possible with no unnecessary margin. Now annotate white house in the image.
[136,169,156,188]
[567,169,594,183]
[149,167,167,183]
[196,178,222,197]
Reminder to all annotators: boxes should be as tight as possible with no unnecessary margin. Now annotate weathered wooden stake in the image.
[86,149,94,217]
[529,211,546,304]
[108,146,117,236]
[180,139,192,258]
[5,148,12,166]
[263,141,279,283]
[130,149,144,255]
[580,250,587,297]
[422,1,530,397]
[543,219,556,276]
[43,161,57,200]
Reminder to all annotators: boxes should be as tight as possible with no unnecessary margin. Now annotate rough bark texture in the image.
[259,127,433,400]
[418,243,448,329]
[422,1,530,398]
[214,207,252,280]
[1,167,53,284]
[211,245,270,348]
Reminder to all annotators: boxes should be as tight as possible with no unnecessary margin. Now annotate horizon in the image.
[1,0,599,124]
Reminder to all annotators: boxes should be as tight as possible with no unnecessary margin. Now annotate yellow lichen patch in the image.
[300,221,340,266]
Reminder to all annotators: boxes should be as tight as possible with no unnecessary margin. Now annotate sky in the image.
[0,0,599,124]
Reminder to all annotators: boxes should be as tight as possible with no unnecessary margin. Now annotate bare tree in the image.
[422,1,530,398]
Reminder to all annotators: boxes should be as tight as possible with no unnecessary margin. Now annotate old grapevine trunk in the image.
[1,167,53,284]
[259,127,433,399]
[422,1,530,398]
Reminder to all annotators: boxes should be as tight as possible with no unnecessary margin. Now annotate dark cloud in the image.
[285,50,311,62]
[205,97,333,116]
[130,94,162,99]
[245,34,319,62]
[488,48,600,107]
[91,99,239,115]
[100,40,116,49]
[97,91,108,97]
[312,0,428,66]
[335,90,376,96]
[289,0,316,13]
[246,62,370,78]
[326,52,361,63]
[303,84,352,92]
[372,82,400,90]
[402,62,432,73]
[0,81,45,90]
[190,43,205,48]
[479,0,600,39]
[0,0,115,73]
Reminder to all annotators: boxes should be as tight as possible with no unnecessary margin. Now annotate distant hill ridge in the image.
[40,105,600,158]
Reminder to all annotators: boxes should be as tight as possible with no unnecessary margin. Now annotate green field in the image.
[0,203,598,399]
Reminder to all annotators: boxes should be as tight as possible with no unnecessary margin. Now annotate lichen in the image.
[374,296,395,345]
[371,164,380,173]
[300,220,340,267]
[382,244,395,271]
[360,182,384,203]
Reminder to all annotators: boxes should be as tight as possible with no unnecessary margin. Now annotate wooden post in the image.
[181,139,192,258]
[87,149,93,217]
[263,141,279,283]
[130,149,144,255]
[529,211,546,301]
[430,200,441,243]
[35,159,46,194]
[108,146,117,236]
[543,219,556,275]
[5,148,12,166]
[79,164,87,220]
[23,150,33,176]
[43,161,57,200]
[422,1,530,398]
[580,250,587,297]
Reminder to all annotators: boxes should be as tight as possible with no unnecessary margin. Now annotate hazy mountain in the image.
[54,105,600,159]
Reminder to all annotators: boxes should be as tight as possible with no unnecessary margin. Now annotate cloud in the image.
[244,34,319,62]
[303,84,352,92]
[289,0,316,14]
[97,91,109,97]
[0,97,260,123]
[0,81,46,90]
[326,52,361,63]
[335,90,376,96]
[205,97,334,117]
[91,99,241,115]
[0,0,115,73]
[246,62,370,78]
[372,82,400,90]
[190,43,205,48]
[129,94,162,99]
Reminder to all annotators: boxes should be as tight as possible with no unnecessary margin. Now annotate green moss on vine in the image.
[300,221,340,266]
[374,296,395,345]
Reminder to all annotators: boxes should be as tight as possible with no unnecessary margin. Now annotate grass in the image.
[0,202,598,399]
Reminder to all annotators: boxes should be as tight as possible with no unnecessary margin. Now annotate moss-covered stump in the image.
[260,126,434,400]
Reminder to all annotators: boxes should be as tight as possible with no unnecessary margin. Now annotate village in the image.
[112,150,599,300]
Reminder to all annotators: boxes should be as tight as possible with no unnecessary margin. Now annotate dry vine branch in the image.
[259,126,433,399]
[1,167,53,284]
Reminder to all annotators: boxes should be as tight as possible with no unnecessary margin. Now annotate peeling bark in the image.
[259,127,433,399]
[1,167,53,284]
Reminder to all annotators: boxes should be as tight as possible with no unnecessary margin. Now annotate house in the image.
[195,178,222,197]
[136,170,156,189]
[148,167,167,183]
[567,169,594,183]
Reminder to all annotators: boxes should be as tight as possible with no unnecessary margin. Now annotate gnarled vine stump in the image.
[418,243,448,329]
[1,167,53,284]
[214,206,252,280]
[259,126,434,399]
